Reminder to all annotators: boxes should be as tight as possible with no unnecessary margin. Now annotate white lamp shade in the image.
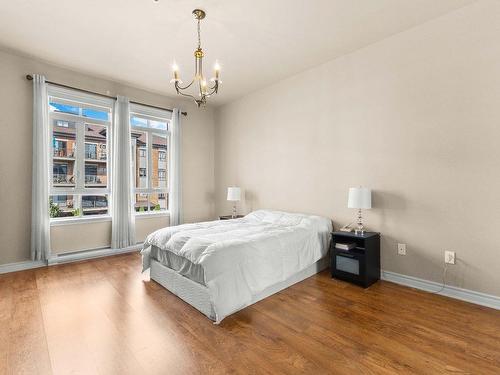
[227,187,241,201]
[348,187,372,209]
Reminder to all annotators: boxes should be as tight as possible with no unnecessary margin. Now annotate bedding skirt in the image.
[149,253,329,322]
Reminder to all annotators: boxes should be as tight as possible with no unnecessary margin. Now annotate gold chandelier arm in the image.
[175,79,196,91]
[206,87,217,96]
[206,81,219,96]
[175,89,198,101]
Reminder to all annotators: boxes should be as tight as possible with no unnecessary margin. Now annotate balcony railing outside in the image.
[53,174,74,184]
[85,175,107,184]
[82,200,108,208]
[53,149,75,158]
[53,147,105,160]
[52,174,106,185]
[85,150,107,160]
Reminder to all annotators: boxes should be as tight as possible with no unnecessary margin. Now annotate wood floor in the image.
[1,253,499,375]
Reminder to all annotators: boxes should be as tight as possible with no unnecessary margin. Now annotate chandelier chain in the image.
[197,19,201,49]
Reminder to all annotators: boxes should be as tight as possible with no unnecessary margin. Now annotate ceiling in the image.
[0,0,474,106]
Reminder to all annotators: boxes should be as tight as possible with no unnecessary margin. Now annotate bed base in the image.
[150,256,329,323]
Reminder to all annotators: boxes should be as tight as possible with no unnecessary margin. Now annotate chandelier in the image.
[171,9,220,107]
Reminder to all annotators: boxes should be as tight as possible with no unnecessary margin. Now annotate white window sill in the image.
[135,211,170,219]
[50,215,112,226]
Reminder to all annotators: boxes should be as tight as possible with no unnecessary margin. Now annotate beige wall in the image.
[50,222,112,254]
[0,48,215,264]
[215,1,500,296]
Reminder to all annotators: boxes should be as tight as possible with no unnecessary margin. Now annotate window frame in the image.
[129,103,170,216]
[48,85,114,223]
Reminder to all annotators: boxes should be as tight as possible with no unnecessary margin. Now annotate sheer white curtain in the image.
[111,96,136,248]
[31,74,51,261]
[168,108,182,226]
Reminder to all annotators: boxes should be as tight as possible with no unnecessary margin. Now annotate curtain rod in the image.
[25,74,187,116]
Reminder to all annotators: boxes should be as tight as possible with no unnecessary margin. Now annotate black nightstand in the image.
[331,231,380,288]
[219,215,244,220]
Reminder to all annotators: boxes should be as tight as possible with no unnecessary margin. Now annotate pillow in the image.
[245,209,333,233]
[245,210,304,225]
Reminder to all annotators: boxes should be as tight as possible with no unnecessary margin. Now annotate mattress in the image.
[150,245,205,285]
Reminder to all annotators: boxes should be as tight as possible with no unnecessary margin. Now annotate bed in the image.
[141,210,332,323]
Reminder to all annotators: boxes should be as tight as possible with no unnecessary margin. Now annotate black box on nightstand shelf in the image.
[330,231,380,288]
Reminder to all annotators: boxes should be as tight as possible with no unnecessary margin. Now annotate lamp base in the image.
[354,228,366,236]
[355,209,365,236]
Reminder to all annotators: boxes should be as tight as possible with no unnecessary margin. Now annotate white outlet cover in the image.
[445,251,456,264]
[398,243,407,255]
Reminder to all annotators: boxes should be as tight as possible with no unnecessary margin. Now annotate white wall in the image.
[0,48,215,263]
[215,1,500,296]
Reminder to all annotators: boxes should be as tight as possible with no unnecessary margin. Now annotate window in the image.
[48,86,113,219]
[56,120,69,128]
[85,143,97,159]
[130,104,170,214]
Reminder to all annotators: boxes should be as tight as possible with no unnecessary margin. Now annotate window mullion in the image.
[76,121,85,191]
[49,117,54,191]
[167,133,170,195]
[147,131,153,194]
[75,195,82,217]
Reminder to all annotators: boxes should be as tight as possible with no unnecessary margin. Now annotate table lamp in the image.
[227,187,241,219]
[348,187,372,235]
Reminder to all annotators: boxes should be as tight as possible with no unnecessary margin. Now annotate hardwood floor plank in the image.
[2,271,52,375]
[0,252,499,375]
[294,278,500,372]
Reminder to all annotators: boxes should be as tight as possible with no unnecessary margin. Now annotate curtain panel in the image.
[111,96,136,248]
[31,74,51,261]
[168,108,182,226]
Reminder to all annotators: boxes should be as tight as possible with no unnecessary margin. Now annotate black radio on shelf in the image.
[330,231,380,288]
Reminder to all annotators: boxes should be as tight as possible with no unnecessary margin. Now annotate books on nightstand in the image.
[335,242,356,251]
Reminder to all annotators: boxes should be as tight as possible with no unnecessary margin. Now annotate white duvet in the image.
[141,210,332,323]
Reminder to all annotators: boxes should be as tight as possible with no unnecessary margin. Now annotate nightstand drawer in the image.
[335,254,360,275]
[332,251,366,286]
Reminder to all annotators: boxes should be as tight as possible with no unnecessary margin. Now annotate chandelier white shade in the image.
[171,9,220,107]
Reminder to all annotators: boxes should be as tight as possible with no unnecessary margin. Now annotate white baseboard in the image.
[47,244,142,265]
[381,270,500,310]
[0,260,47,274]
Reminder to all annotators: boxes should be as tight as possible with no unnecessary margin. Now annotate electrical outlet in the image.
[445,251,456,265]
[397,243,407,255]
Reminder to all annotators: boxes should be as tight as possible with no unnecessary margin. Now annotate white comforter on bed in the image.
[141,210,332,323]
